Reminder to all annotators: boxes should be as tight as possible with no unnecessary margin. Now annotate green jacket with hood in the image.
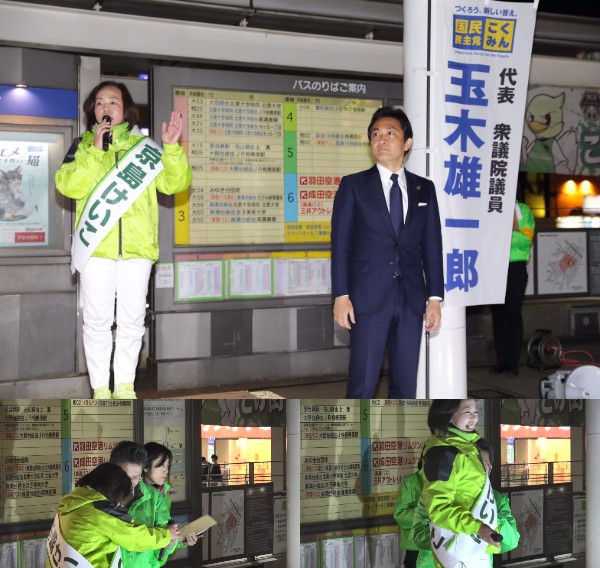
[45,487,171,568]
[393,469,423,552]
[55,122,192,262]
[122,480,178,568]
[510,200,535,263]
[411,490,520,567]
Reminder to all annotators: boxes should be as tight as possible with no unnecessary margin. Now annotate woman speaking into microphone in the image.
[55,80,192,400]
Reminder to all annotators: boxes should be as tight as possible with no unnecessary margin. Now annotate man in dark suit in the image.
[331,106,444,398]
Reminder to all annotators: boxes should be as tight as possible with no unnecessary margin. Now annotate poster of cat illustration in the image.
[0,140,49,247]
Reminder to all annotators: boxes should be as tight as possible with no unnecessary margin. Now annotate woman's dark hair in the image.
[144,442,173,478]
[367,106,413,147]
[82,80,139,132]
[427,400,466,436]
[76,462,132,506]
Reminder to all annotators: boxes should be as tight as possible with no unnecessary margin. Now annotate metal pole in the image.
[425,331,430,399]
[287,399,301,567]
[586,400,600,567]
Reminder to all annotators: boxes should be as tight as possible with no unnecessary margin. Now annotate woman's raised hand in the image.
[162,111,183,144]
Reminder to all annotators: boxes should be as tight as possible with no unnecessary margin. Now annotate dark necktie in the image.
[389,173,404,236]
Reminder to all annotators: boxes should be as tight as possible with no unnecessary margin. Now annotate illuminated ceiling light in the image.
[15,83,27,88]
[580,180,593,195]
[563,180,577,195]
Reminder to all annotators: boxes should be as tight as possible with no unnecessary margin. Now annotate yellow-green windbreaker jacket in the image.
[421,427,484,536]
[55,122,192,262]
[45,487,171,568]
[411,490,520,567]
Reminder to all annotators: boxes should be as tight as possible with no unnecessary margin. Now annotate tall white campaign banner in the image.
[430,0,539,307]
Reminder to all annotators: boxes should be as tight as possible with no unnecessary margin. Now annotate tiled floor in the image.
[3,339,598,400]
[136,363,565,400]
[138,338,600,400]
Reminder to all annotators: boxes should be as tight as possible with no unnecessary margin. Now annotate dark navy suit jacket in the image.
[331,165,444,316]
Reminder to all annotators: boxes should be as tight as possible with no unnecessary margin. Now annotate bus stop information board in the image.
[173,89,380,245]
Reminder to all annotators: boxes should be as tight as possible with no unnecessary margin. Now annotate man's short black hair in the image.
[110,440,147,467]
[367,106,414,143]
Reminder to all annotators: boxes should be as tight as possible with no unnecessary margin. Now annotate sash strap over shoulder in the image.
[47,514,122,568]
[71,137,164,274]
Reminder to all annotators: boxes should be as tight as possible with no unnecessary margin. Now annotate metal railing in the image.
[500,460,582,488]
[202,460,278,487]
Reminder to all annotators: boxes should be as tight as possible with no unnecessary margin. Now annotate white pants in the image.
[80,257,153,390]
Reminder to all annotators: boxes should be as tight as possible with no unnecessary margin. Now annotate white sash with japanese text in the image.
[71,137,164,273]
[430,0,538,306]
[430,476,498,568]
[47,514,122,568]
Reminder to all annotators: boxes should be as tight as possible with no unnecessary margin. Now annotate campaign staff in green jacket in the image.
[55,80,192,401]
[421,400,501,568]
[46,463,178,568]
[122,442,199,568]
[393,459,423,568]
[489,195,535,376]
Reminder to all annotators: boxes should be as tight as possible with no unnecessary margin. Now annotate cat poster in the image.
[0,140,49,247]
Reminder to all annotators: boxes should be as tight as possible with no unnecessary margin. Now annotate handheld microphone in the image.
[102,115,112,151]
[491,533,503,543]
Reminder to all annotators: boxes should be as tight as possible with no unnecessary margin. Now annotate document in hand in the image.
[179,514,218,538]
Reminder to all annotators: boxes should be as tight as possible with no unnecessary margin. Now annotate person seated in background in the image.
[210,454,223,483]
[46,462,178,568]
[201,456,209,481]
